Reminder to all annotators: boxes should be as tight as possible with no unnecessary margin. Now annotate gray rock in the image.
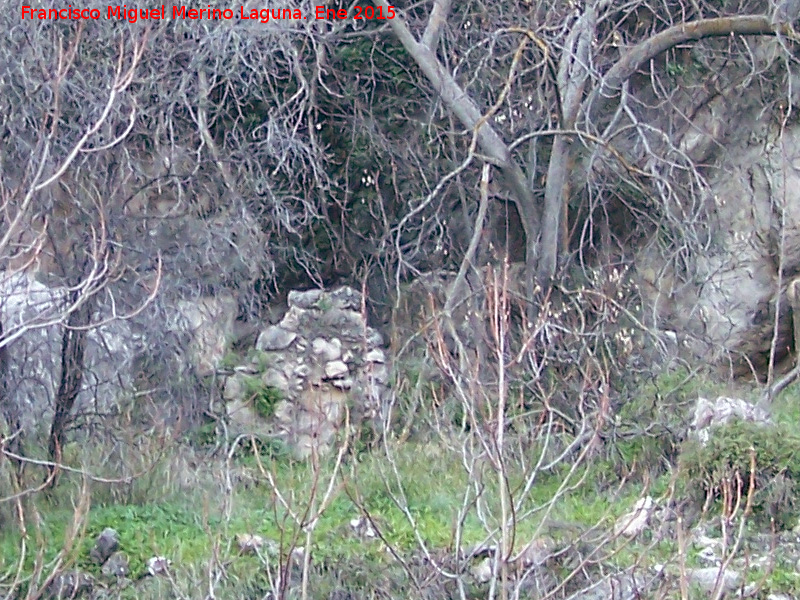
[223,374,246,401]
[364,348,386,364]
[329,287,362,310]
[273,400,294,423]
[332,378,353,390]
[312,337,342,361]
[236,533,266,554]
[693,396,770,445]
[90,528,119,565]
[256,326,297,351]
[175,295,236,377]
[146,556,171,576]
[686,567,741,593]
[261,369,289,390]
[0,273,139,439]
[45,570,94,599]
[101,551,130,578]
[614,497,654,537]
[287,289,324,309]
[293,364,311,377]
[325,361,349,379]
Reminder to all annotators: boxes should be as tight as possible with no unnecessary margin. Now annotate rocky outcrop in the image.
[221,287,389,459]
[0,272,237,439]
[638,109,800,374]
[174,294,236,377]
[0,272,140,436]
[691,396,771,444]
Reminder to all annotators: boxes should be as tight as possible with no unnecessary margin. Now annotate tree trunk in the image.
[48,289,96,481]
[0,318,21,472]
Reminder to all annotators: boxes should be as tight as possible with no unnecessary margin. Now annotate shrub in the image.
[679,420,800,528]
[243,377,282,419]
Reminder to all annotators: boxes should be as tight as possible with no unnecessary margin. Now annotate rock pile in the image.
[222,287,389,459]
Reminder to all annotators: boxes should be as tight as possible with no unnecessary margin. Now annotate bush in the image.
[679,420,800,528]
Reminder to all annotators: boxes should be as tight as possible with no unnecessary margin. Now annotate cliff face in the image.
[637,104,800,375]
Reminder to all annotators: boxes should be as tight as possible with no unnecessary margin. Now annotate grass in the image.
[0,435,631,595]
[7,369,800,597]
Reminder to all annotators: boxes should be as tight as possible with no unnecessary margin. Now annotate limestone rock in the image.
[223,374,247,401]
[364,348,386,364]
[471,557,493,583]
[692,396,770,445]
[686,566,741,593]
[614,496,654,537]
[288,289,324,309]
[637,126,800,371]
[146,556,171,577]
[45,570,94,599]
[101,551,129,578]
[312,337,342,361]
[332,378,353,390]
[0,273,140,439]
[256,326,297,351]
[512,536,553,569]
[324,361,349,379]
[90,528,119,565]
[176,294,236,377]
[261,369,288,389]
[236,533,266,554]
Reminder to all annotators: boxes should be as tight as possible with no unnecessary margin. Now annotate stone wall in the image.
[222,287,389,459]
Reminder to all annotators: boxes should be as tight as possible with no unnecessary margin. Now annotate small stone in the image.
[513,537,552,568]
[349,516,378,538]
[312,338,342,361]
[332,378,353,390]
[46,571,94,599]
[614,496,654,537]
[324,361,348,379]
[256,326,297,351]
[279,305,304,331]
[261,369,288,390]
[223,374,246,401]
[146,556,171,577]
[90,528,119,565]
[101,552,129,578]
[237,533,265,554]
[471,557,493,583]
[294,364,311,377]
[364,349,386,364]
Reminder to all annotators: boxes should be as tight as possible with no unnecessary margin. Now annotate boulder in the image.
[90,528,119,565]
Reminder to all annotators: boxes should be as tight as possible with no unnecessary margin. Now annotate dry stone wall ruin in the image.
[222,286,390,459]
